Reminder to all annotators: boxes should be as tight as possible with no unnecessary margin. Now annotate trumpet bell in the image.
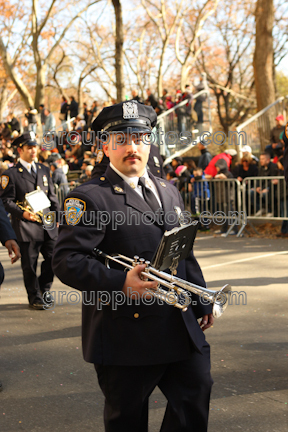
[212,284,232,318]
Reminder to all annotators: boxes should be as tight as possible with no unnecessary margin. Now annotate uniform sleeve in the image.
[0,198,17,245]
[0,171,25,219]
[52,190,126,294]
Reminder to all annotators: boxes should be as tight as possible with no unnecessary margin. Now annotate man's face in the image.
[18,145,37,163]
[103,133,151,177]
[260,155,269,166]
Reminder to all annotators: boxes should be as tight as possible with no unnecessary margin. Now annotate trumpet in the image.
[16,201,43,223]
[94,248,232,318]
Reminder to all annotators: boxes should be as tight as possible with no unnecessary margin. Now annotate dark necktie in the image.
[31,165,37,181]
[138,177,160,213]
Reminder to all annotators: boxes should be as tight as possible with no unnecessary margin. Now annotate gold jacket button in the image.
[134,313,139,319]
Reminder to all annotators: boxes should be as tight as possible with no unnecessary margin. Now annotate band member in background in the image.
[0,132,60,310]
[53,100,213,432]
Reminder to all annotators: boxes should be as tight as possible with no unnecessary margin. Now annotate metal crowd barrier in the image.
[54,183,77,207]
[242,176,288,221]
[183,178,245,237]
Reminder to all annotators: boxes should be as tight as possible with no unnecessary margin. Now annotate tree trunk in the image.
[0,38,34,109]
[112,0,124,102]
[253,0,275,111]
[0,81,8,122]
[34,63,47,109]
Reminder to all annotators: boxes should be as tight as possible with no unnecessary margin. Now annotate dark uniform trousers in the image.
[18,231,56,303]
[52,166,214,432]
[95,344,213,432]
[0,162,60,304]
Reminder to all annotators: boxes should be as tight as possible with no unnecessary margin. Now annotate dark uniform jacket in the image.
[0,198,17,284]
[0,162,60,242]
[52,165,212,366]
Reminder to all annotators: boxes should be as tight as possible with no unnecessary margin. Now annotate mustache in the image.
[123,153,141,161]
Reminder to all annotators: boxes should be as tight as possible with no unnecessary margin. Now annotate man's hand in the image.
[4,239,21,264]
[261,188,268,194]
[272,179,278,185]
[256,187,261,194]
[23,211,38,222]
[237,176,243,182]
[199,313,214,331]
[122,265,158,298]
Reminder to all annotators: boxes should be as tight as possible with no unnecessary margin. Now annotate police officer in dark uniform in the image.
[0,132,60,310]
[52,101,213,432]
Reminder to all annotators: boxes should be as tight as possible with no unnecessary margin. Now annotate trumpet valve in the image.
[132,255,139,267]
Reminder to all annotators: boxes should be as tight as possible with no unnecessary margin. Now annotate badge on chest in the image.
[42,175,49,187]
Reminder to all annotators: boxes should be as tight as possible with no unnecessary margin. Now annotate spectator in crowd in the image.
[85,165,93,181]
[181,84,193,130]
[175,90,186,133]
[59,96,68,127]
[8,113,20,133]
[162,89,168,106]
[191,166,210,231]
[241,145,259,163]
[275,156,288,237]
[75,114,86,130]
[214,159,237,235]
[44,109,56,133]
[183,159,196,174]
[39,105,47,133]
[146,89,158,109]
[69,96,79,119]
[265,115,285,159]
[91,100,99,118]
[197,142,212,171]
[193,75,207,132]
[175,164,191,192]
[50,160,69,195]
[131,90,144,104]
[171,157,183,171]
[204,149,237,179]
[252,152,278,217]
[233,153,258,182]
[166,170,178,186]
[24,107,38,134]
[83,102,89,124]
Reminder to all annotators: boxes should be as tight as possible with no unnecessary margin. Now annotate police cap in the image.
[13,131,39,148]
[92,100,157,135]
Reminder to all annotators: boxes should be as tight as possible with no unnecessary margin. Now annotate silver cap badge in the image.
[123,101,139,119]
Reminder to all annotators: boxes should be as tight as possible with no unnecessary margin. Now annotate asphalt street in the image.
[0,234,287,432]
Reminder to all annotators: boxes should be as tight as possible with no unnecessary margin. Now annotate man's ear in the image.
[17,147,21,156]
[103,144,109,157]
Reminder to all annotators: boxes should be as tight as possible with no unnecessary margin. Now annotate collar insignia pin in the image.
[160,182,166,188]
[114,186,124,193]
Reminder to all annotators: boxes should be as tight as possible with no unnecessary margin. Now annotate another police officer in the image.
[0,132,60,310]
[53,101,213,432]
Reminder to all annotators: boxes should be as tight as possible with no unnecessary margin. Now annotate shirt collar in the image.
[19,159,37,172]
[110,162,149,189]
